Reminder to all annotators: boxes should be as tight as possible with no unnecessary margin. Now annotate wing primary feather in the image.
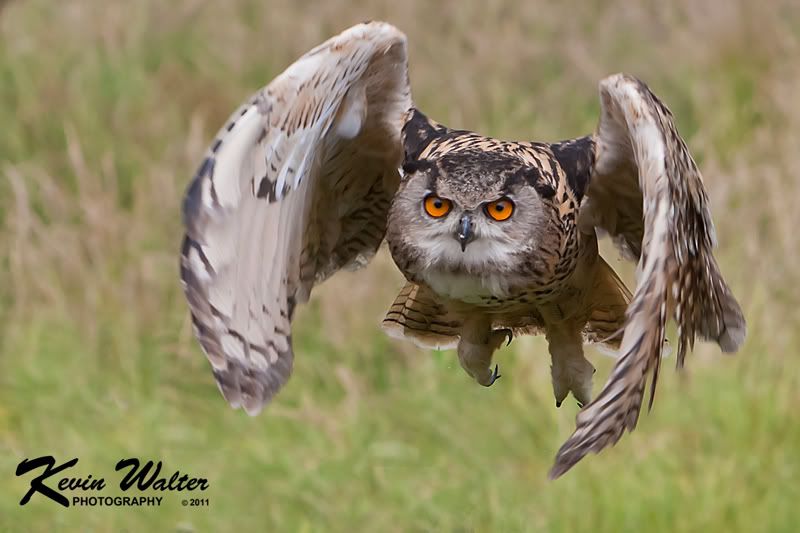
[179,22,412,414]
[552,74,745,479]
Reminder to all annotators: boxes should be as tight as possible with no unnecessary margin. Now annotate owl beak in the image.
[457,214,474,252]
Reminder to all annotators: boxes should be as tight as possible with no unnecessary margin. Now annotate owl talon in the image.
[484,364,502,386]
[492,328,513,347]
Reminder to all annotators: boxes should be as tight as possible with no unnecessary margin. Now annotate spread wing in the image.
[550,74,746,478]
[179,22,411,414]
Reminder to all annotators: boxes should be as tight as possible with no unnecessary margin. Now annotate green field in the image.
[1,0,799,531]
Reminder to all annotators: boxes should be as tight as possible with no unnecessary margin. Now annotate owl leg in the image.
[546,325,595,407]
[457,317,508,387]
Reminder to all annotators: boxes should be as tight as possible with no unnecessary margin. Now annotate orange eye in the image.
[423,194,452,218]
[484,198,515,221]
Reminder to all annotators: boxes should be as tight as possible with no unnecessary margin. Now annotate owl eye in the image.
[423,194,452,218]
[484,198,515,221]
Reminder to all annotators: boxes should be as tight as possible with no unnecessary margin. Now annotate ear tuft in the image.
[401,158,436,176]
[402,108,446,161]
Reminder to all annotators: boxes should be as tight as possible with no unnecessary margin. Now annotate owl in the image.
[179,22,746,477]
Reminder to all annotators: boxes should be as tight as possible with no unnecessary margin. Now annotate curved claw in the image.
[485,364,502,386]
[499,328,513,346]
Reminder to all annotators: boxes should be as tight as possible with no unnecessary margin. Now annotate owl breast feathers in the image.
[179,22,745,478]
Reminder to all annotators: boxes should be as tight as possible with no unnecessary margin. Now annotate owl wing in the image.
[550,74,746,478]
[180,22,411,414]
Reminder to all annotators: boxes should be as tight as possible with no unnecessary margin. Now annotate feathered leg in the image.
[457,315,508,386]
[546,323,595,407]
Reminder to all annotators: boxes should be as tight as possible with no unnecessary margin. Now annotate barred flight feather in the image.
[550,74,746,478]
[180,22,411,414]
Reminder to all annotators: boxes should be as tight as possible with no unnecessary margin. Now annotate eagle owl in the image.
[180,22,746,477]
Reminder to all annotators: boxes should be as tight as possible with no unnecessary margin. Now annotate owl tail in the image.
[582,257,632,352]
[381,282,461,350]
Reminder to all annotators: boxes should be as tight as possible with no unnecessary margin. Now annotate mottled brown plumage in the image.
[179,22,745,478]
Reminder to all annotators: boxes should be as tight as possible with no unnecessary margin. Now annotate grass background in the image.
[1,0,799,531]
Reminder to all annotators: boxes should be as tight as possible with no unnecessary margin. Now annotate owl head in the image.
[386,110,557,278]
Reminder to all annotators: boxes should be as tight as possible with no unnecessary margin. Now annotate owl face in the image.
[387,150,554,283]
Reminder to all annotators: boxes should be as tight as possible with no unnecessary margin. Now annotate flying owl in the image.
[179,22,746,477]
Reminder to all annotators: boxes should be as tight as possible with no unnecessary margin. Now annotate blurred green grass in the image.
[1,0,799,531]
